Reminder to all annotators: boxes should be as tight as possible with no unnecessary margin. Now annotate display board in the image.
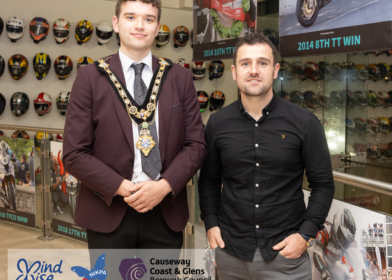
[193,0,257,61]
[279,0,392,57]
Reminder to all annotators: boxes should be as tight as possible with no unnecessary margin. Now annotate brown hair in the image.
[22,154,26,161]
[233,30,277,66]
[116,0,162,22]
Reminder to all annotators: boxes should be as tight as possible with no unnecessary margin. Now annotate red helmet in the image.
[56,134,63,142]
[34,92,52,116]
[304,62,322,81]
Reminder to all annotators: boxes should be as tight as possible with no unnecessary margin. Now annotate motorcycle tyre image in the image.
[7,182,16,211]
[296,0,319,28]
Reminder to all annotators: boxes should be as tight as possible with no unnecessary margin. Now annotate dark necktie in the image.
[131,63,162,179]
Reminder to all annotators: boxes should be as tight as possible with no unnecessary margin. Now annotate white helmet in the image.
[56,91,70,116]
[53,18,71,44]
[6,16,25,43]
[96,20,113,45]
[192,61,206,80]
[34,92,52,116]
[332,208,356,249]
[176,58,190,69]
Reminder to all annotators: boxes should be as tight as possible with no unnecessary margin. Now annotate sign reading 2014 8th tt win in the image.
[279,0,392,57]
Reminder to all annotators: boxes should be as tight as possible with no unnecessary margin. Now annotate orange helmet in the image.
[173,26,189,48]
[11,130,30,139]
[29,17,49,44]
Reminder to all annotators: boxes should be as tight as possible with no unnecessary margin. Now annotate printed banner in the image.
[279,0,392,57]
[193,0,257,61]
[0,137,36,228]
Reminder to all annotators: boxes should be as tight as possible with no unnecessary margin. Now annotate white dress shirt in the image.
[118,48,160,182]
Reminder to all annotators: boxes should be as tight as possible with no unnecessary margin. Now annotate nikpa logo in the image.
[16,258,63,280]
[119,258,147,280]
[71,254,107,280]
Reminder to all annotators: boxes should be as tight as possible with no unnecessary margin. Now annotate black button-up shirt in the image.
[198,94,335,262]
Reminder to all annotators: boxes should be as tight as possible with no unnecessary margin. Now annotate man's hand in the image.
[207,227,225,249]
[273,233,307,259]
[115,179,134,197]
[124,179,172,213]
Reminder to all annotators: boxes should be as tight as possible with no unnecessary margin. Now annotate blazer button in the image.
[129,159,134,166]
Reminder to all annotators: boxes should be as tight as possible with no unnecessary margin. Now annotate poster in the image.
[193,0,257,61]
[0,137,36,228]
[50,140,87,242]
[279,0,392,57]
[304,190,387,280]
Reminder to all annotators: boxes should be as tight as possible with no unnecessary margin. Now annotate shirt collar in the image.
[118,48,153,73]
[238,90,278,116]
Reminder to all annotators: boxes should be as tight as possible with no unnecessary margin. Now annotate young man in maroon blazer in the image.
[63,0,207,249]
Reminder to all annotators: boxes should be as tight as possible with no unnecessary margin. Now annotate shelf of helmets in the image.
[0,0,240,140]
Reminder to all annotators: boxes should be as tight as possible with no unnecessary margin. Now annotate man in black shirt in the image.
[51,170,68,215]
[17,154,29,184]
[199,31,335,279]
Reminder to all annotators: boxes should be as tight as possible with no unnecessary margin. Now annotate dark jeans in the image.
[52,190,69,207]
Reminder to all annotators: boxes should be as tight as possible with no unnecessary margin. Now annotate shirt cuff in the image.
[298,220,320,238]
[204,215,220,232]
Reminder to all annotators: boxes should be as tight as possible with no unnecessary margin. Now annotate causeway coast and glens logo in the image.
[16,258,63,280]
[71,254,107,280]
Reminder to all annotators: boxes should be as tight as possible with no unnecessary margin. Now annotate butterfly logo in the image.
[71,254,107,280]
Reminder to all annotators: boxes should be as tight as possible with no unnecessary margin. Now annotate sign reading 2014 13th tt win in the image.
[279,0,392,57]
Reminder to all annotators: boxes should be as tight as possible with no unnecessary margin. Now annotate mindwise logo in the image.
[119,259,147,280]
[71,254,107,280]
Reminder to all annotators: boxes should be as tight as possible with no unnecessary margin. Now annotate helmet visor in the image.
[192,68,206,76]
[54,29,69,38]
[6,25,23,34]
[76,27,91,39]
[175,33,189,43]
[156,35,169,42]
[57,103,68,111]
[13,102,27,111]
[10,66,24,77]
[30,25,48,36]
[56,65,71,75]
[35,64,47,74]
[96,30,113,40]
[34,103,49,112]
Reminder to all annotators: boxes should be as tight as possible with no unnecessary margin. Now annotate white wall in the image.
[0,0,238,137]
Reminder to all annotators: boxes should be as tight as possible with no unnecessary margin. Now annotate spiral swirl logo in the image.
[119,259,147,280]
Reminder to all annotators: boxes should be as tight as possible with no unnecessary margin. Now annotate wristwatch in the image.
[300,234,315,247]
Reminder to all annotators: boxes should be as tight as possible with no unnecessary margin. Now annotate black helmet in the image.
[262,28,279,50]
[0,17,3,37]
[11,92,29,117]
[209,60,224,80]
[12,130,30,139]
[8,54,29,80]
[75,20,93,45]
[173,25,189,48]
[33,53,51,80]
[209,91,225,111]
[54,55,73,80]
[0,55,4,77]
[197,91,209,112]
[0,93,5,115]
[29,17,50,44]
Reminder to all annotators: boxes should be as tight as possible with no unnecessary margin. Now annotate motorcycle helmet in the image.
[173,25,189,48]
[332,208,356,250]
[303,91,318,109]
[384,50,392,56]
[368,64,381,81]
[0,93,5,115]
[96,20,113,45]
[209,91,225,111]
[56,134,63,142]
[75,20,93,45]
[354,118,367,134]
[354,64,368,81]
[0,17,3,37]
[319,92,331,109]
[367,143,379,160]
[279,61,295,81]
[379,143,392,159]
[209,60,224,80]
[340,61,356,69]
[304,62,322,81]
[192,61,207,80]
[34,132,53,150]
[176,58,190,69]
[77,56,94,69]
[291,61,307,81]
[197,91,209,112]
[290,91,304,106]
[354,90,367,106]
[33,53,51,80]
[331,62,344,80]
[344,90,357,107]
[54,55,73,80]
[346,118,356,135]
[378,63,390,81]
[116,32,120,46]
[34,92,52,116]
[155,24,170,48]
[367,118,379,135]
[279,91,291,102]
[8,54,28,80]
[373,51,383,56]
[377,91,391,107]
[56,91,70,116]
[29,17,49,44]
[262,28,279,50]
[366,90,378,107]
[353,142,367,153]
[6,16,25,43]
[0,55,4,77]
[318,61,331,80]
[53,18,71,44]
[330,91,344,107]
[11,92,29,117]
[377,117,390,134]
[12,130,30,139]
[0,130,5,138]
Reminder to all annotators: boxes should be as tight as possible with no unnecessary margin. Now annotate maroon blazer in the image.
[63,52,207,233]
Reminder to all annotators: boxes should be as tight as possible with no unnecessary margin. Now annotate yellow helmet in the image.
[377,117,390,133]
[155,24,170,47]
[75,20,93,45]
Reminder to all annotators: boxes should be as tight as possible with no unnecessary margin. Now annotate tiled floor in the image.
[0,221,87,280]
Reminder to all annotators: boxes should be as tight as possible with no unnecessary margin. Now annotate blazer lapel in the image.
[106,52,135,155]
[153,56,172,165]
